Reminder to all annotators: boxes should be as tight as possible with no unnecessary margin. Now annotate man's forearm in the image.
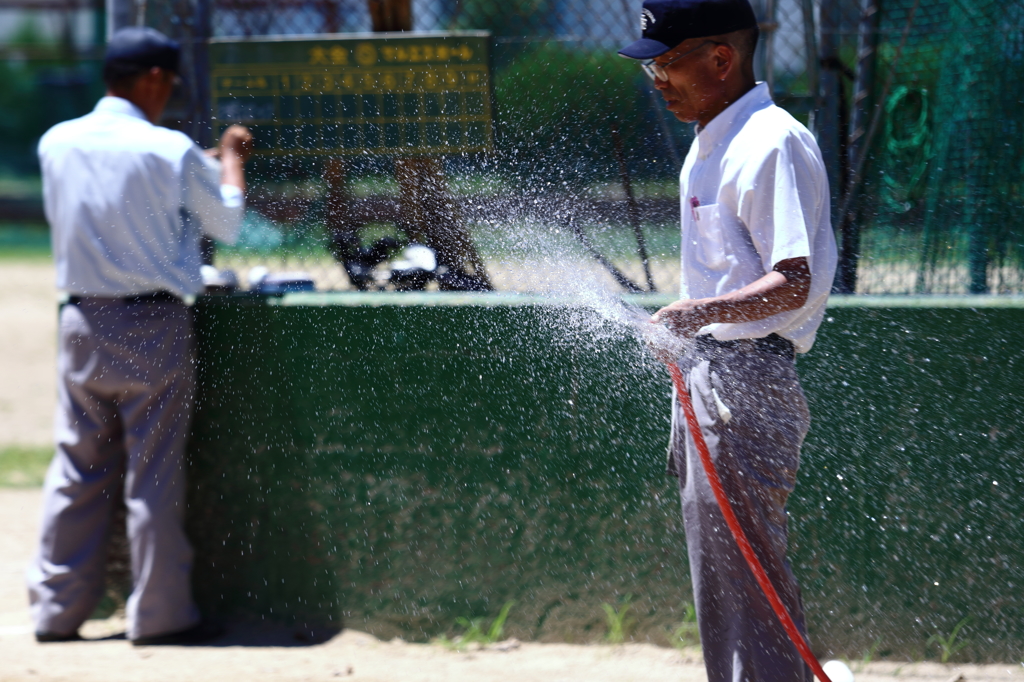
[698,268,808,324]
[220,151,245,192]
[217,125,252,192]
[652,257,811,334]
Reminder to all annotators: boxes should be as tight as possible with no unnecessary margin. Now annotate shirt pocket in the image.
[692,203,727,269]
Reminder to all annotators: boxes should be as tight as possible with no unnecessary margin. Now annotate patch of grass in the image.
[469,219,680,265]
[89,591,125,621]
[0,175,42,198]
[601,594,636,644]
[926,616,971,664]
[435,600,515,650]
[668,602,700,650]
[0,249,51,261]
[0,222,51,260]
[0,445,51,487]
[854,637,884,671]
[586,178,679,201]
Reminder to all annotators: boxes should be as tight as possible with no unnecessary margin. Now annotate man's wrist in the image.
[693,297,729,328]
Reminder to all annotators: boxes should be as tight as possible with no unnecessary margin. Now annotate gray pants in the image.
[669,340,813,682]
[27,298,200,640]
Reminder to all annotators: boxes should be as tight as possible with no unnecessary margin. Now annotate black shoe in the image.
[35,631,83,643]
[131,620,226,646]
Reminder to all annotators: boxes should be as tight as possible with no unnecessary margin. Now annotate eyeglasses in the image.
[641,41,718,81]
[153,67,182,87]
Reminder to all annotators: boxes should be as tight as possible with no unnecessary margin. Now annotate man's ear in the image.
[713,44,736,80]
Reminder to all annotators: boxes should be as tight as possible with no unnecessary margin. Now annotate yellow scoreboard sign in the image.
[209,31,493,156]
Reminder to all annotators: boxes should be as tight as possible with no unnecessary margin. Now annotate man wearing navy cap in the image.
[27,27,252,645]
[620,1,837,680]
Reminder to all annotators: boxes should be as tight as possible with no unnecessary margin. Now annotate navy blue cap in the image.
[104,27,180,73]
[618,0,758,60]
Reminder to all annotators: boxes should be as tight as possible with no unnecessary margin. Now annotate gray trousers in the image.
[669,340,813,682]
[27,298,200,640]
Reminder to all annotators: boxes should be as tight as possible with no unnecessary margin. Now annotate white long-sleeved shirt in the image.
[679,82,838,353]
[38,96,244,298]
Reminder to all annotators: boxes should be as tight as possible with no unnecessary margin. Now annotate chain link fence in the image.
[852,0,1024,295]
[142,0,842,293]
[3,1,1024,295]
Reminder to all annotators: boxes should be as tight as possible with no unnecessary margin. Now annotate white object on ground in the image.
[256,272,316,294]
[822,660,855,682]
[391,244,438,273]
[247,265,270,288]
[201,265,238,289]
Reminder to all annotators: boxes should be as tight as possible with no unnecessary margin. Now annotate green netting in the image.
[857,0,1024,294]
[8,1,1024,296]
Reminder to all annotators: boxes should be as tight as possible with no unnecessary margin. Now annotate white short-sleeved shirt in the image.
[38,96,245,298]
[679,82,837,353]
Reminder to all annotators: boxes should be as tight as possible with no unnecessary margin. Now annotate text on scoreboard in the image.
[209,32,493,156]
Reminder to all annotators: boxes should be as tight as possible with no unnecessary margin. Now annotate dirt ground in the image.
[0,261,57,448]
[3,488,1022,682]
[2,260,1022,682]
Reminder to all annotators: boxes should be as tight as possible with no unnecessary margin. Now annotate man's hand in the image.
[219,125,253,163]
[217,125,252,192]
[651,298,713,338]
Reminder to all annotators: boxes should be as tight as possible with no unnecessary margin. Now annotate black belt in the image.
[693,333,795,360]
[67,291,181,305]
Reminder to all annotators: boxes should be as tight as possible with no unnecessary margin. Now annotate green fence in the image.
[854,0,1024,295]
[186,293,1024,661]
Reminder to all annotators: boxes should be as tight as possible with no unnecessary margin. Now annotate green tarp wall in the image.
[186,293,1024,661]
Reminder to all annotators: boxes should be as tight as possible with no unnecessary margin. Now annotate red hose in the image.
[668,362,832,682]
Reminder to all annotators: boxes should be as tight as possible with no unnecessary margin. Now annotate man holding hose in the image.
[619,1,837,680]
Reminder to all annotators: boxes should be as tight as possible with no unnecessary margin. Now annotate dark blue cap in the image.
[618,0,758,60]
[104,27,180,73]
